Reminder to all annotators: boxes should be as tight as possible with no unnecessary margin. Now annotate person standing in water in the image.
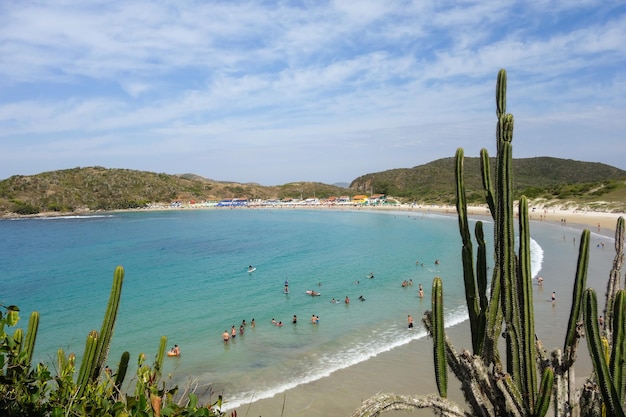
[408,315,414,329]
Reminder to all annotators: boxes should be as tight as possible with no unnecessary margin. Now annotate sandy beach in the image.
[227,206,623,417]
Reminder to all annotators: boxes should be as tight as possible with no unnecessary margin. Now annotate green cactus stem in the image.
[563,230,589,365]
[518,196,538,413]
[583,288,625,417]
[22,311,39,367]
[77,330,99,398]
[455,148,481,354]
[609,289,626,402]
[115,351,130,392]
[91,265,124,381]
[534,367,555,417]
[432,277,447,398]
[6,328,23,378]
[155,335,167,376]
[480,149,495,219]
[605,217,625,340]
[496,68,506,119]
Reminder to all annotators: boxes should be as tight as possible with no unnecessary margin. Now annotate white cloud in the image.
[0,0,625,184]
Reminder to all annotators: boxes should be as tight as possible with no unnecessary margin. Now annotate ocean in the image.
[1,207,613,410]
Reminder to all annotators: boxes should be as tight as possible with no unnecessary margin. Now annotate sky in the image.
[1,1,625,186]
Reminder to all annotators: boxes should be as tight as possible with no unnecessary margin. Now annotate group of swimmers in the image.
[221,313,328,342]
[223,319,255,342]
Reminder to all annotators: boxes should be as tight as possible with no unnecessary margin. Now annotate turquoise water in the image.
[2,208,555,409]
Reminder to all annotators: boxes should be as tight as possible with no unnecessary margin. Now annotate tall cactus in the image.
[73,266,124,397]
[432,277,447,398]
[583,288,626,417]
[22,311,39,367]
[76,330,98,398]
[351,69,626,417]
[91,265,124,381]
[605,217,625,341]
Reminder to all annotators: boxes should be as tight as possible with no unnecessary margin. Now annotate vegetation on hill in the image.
[351,156,626,207]
[1,156,625,216]
[0,167,350,215]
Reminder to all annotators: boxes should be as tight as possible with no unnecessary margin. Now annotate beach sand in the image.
[229,208,622,417]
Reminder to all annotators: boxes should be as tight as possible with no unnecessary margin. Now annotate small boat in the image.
[305,290,321,296]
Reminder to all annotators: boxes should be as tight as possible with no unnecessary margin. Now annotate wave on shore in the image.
[222,304,471,411]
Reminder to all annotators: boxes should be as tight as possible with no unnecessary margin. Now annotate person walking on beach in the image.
[552,291,556,302]
[408,315,414,329]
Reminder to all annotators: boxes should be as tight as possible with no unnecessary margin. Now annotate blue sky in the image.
[1,1,625,185]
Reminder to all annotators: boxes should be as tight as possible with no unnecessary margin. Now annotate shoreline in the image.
[4,202,623,233]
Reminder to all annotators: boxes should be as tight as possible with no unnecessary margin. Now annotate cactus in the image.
[76,330,98,398]
[563,230,590,365]
[23,311,39,367]
[114,351,130,392]
[583,288,625,417]
[432,277,447,398]
[605,217,625,341]
[609,290,626,401]
[350,69,626,417]
[91,265,124,381]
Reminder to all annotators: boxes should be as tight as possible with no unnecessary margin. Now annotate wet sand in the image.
[230,212,622,417]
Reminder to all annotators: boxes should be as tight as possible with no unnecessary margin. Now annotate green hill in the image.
[1,157,625,216]
[350,157,626,206]
[0,167,349,215]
